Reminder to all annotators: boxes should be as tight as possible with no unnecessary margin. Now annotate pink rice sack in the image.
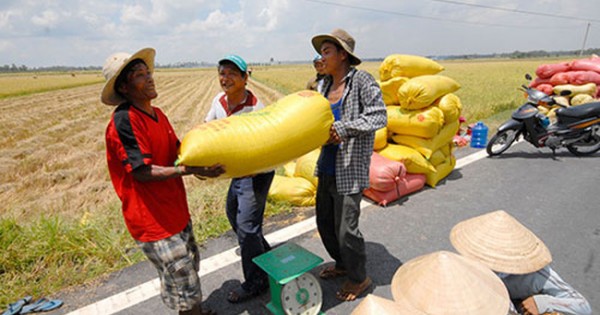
[369,152,407,192]
[363,173,426,206]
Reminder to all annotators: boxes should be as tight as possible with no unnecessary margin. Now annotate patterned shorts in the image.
[137,222,202,311]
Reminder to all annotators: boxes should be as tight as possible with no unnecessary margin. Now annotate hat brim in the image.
[101,48,156,106]
[450,210,553,274]
[311,34,361,66]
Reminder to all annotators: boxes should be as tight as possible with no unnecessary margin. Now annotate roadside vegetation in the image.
[0,56,579,307]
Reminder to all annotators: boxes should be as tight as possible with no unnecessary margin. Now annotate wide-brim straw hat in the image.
[351,294,414,315]
[391,251,510,315]
[312,28,361,66]
[450,210,552,274]
[101,47,155,105]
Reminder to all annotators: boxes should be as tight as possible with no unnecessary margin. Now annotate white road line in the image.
[66,148,490,315]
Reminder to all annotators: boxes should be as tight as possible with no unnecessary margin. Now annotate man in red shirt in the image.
[102,47,224,315]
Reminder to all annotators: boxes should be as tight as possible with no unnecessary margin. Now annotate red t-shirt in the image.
[105,103,189,242]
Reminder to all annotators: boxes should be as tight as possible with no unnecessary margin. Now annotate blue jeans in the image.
[226,171,275,292]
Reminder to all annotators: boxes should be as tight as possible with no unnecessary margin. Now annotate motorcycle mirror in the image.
[525,73,532,81]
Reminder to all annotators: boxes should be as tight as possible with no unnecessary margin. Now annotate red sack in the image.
[363,174,426,206]
[549,72,570,86]
[535,84,554,96]
[570,71,600,85]
[570,58,600,73]
[536,62,570,79]
[369,152,407,192]
[529,77,552,88]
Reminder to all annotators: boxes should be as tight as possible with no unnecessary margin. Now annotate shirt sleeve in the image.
[110,107,152,172]
[532,268,592,315]
[334,70,387,140]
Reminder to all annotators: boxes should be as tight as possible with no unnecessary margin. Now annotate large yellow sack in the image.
[374,127,388,151]
[553,83,597,97]
[434,93,462,124]
[268,175,316,207]
[392,120,460,159]
[178,91,333,178]
[426,155,456,187]
[387,106,444,138]
[379,54,444,81]
[283,162,296,177]
[398,75,461,110]
[378,77,409,105]
[294,148,320,187]
[378,144,436,174]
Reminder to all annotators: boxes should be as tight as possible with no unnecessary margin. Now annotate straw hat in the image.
[350,294,413,315]
[391,251,509,315]
[311,28,361,65]
[450,210,552,274]
[101,47,155,105]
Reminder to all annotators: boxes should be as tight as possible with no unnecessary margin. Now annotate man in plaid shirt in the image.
[310,28,387,302]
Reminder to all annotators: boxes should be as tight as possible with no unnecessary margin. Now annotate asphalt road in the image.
[52,142,599,315]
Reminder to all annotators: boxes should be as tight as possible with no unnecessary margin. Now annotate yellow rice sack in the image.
[434,93,462,124]
[378,77,409,105]
[392,120,460,159]
[378,144,436,174]
[178,91,333,178]
[398,75,461,110]
[426,155,456,188]
[374,127,388,151]
[571,93,595,106]
[283,162,296,177]
[379,54,444,81]
[268,175,316,207]
[294,148,320,187]
[387,106,444,138]
[553,83,597,98]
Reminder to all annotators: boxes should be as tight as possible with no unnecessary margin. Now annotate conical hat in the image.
[450,210,552,274]
[391,251,509,315]
[350,294,416,315]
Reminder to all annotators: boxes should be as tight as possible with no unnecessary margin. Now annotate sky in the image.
[1,0,599,68]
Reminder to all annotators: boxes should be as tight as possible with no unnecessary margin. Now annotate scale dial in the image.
[280,272,322,315]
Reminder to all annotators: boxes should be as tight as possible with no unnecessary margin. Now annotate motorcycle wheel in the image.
[566,127,600,156]
[486,129,518,156]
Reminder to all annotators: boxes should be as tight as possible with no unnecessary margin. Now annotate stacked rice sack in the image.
[529,56,600,108]
[375,54,462,190]
[268,149,319,206]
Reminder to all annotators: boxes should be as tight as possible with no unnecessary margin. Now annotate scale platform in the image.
[253,242,325,315]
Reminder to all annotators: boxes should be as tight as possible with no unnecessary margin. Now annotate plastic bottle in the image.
[470,121,488,148]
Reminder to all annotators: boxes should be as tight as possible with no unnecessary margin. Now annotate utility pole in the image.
[580,22,591,56]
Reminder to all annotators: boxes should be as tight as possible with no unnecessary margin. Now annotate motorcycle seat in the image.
[556,101,600,119]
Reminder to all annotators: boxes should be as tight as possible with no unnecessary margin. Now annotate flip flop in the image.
[20,299,63,314]
[2,296,32,315]
[335,277,372,302]
[319,266,347,279]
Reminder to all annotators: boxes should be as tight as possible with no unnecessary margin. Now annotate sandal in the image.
[335,277,372,302]
[227,286,259,304]
[2,296,32,315]
[318,266,347,280]
[20,298,63,314]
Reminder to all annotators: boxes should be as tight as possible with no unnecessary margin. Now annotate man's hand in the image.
[185,164,225,179]
[521,296,540,315]
[326,125,341,145]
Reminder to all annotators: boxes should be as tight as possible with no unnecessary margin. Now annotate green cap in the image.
[218,54,247,73]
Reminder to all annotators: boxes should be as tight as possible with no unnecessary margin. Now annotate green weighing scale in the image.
[253,242,325,315]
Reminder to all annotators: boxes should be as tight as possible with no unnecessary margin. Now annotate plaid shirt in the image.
[316,68,387,194]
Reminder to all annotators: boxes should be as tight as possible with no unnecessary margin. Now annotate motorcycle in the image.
[487,74,600,156]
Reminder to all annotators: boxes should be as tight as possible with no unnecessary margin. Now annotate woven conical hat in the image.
[350,294,417,315]
[391,251,509,315]
[450,210,552,274]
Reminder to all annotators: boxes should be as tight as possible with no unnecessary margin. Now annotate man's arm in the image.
[132,164,225,182]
